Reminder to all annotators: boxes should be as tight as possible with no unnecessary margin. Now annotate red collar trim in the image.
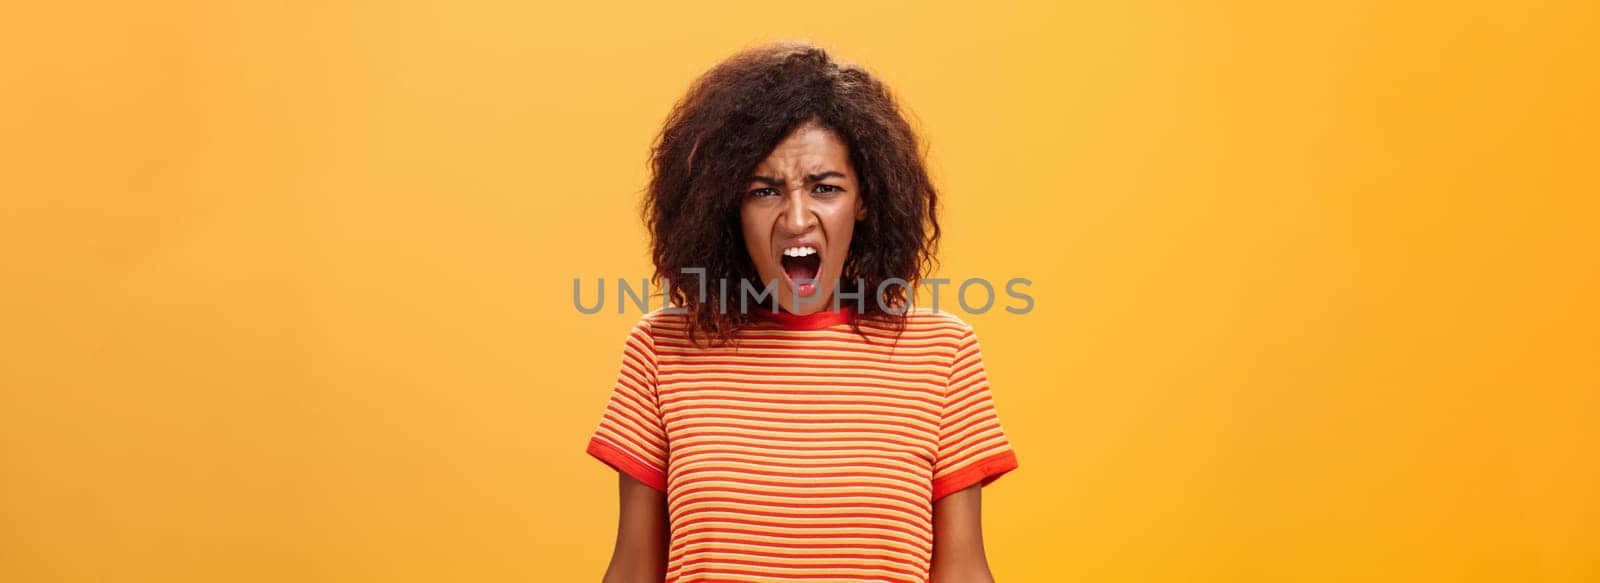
[753,304,855,330]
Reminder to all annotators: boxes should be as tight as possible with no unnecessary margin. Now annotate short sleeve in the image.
[931,323,1019,501]
[585,316,669,493]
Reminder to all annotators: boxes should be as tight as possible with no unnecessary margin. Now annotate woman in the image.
[587,41,1018,582]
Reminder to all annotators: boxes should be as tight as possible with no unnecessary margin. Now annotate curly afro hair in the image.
[643,40,941,347]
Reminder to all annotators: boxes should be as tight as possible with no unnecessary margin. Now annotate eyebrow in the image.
[748,171,847,186]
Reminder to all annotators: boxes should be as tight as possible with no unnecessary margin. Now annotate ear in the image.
[855,201,868,221]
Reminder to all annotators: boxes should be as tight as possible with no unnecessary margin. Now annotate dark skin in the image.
[600,474,668,583]
[929,483,998,583]
[601,473,994,581]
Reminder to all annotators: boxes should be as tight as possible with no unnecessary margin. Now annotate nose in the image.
[780,188,817,235]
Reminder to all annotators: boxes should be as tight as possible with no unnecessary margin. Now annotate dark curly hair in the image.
[644,41,941,347]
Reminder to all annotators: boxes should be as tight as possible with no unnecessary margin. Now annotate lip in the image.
[776,238,823,290]
[778,238,822,257]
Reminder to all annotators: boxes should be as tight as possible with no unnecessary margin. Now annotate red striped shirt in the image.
[587,305,1018,582]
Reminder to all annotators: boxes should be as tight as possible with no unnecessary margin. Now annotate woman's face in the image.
[741,121,866,315]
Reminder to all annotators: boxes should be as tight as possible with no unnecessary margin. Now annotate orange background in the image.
[3,1,1597,581]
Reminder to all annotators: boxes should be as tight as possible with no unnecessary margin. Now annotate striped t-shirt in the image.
[586,305,1019,582]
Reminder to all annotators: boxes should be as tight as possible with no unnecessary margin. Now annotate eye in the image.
[812,184,841,194]
[748,187,778,198]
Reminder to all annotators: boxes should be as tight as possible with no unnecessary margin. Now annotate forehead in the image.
[755,124,851,173]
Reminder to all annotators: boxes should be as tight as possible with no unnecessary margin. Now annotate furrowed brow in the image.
[805,171,846,182]
[748,171,846,186]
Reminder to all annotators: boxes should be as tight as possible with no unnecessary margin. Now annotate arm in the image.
[601,472,669,583]
[929,482,996,583]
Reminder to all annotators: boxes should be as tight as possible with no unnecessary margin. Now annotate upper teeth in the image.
[783,246,818,257]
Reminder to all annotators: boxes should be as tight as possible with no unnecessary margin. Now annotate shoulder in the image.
[898,306,977,339]
[628,308,693,343]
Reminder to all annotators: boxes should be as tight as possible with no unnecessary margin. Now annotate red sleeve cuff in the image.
[931,449,1018,502]
[587,437,668,493]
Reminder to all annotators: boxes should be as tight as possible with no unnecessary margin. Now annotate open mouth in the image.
[780,245,822,297]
